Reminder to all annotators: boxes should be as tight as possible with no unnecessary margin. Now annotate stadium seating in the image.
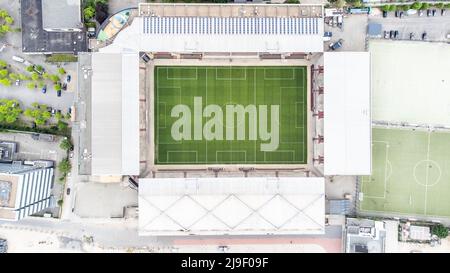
[142,16,319,35]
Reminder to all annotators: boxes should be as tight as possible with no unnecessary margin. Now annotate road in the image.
[0,217,343,252]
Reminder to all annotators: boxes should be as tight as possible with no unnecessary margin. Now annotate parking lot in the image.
[0,0,76,113]
[324,14,368,52]
[369,9,450,42]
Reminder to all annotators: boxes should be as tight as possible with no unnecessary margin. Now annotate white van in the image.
[12,55,25,63]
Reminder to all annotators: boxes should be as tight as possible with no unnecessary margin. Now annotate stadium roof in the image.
[101,16,324,53]
[139,177,325,236]
[323,52,371,175]
[91,53,140,175]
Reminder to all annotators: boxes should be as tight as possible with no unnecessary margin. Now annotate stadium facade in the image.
[87,3,371,235]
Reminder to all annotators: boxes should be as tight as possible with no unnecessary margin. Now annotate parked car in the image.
[382,10,388,18]
[15,79,20,86]
[442,9,446,16]
[46,106,52,113]
[51,108,56,115]
[384,31,389,39]
[66,74,71,83]
[422,32,427,40]
[395,10,399,17]
[399,11,404,18]
[140,53,151,63]
[41,85,47,94]
[68,107,72,114]
[57,90,62,97]
[418,10,424,16]
[389,30,394,39]
[427,9,431,16]
[409,32,414,40]
[62,82,67,91]
[12,55,24,63]
[66,188,71,195]
[394,30,399,39]
[329,39,343,51]
[432,9,436,16]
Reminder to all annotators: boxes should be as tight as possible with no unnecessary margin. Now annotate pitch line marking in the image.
[167,151,198,163]
[166,67,198,80]
[263,67,295,80]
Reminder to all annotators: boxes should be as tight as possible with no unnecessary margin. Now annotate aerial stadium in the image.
[84,3,371,235]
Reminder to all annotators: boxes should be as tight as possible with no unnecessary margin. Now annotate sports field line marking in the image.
[263,150,295,162]
[215,67,247,80]
[156,87,181,146]
[158,102,166,128]
[165,67,198,80]
[216,150,247,163]
[424,131,431,215]
[361,141,390,199]
[167,151,198,163]
[263,67,295,81]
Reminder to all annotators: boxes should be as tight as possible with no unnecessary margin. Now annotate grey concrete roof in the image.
[21,0,87,53]
[42,0,82,30]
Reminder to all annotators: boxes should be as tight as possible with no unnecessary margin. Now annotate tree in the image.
[401,5,410,11]
[0,69,8,78]
[57,199,64,206]
[411,2,422,10]
[4,16,13,25]
[58,67,66,75]
[60,138,73,151]
[57,121,68,131]
[38,81,45,89]
[432,224,449,239]
[31,72,40,81]
[0,99,22,124]
[389,5,397,11]
[50,74,60,83]
[54,82,62,91]
[19,74,29,81]
[58,158,72,174]
[421,3,430,10]
[335,0,346,8]
[84,6,95,21]
[26,65,34,72]
[8,73,19,81]
[26,82,35,90]
[436,3,445,9]
[0,78,11,86]
[0,59,7,68]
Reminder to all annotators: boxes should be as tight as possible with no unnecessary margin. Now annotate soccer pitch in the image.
[360,128,450,218]
[154,66,307,164]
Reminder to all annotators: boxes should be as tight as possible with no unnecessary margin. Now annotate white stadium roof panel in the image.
[323,52,371,175]
[139,177,325,236]
[91,53,140,175]
[101,16,324,53]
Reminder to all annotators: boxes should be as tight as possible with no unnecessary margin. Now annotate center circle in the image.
[413,160,441,187]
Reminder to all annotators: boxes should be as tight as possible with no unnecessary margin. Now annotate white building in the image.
[0,163,54,221]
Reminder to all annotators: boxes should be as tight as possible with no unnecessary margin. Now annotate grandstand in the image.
[86,3,372,235]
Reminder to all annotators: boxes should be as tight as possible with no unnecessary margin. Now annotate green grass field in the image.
[154,66,307,164]
[360,128,450,217]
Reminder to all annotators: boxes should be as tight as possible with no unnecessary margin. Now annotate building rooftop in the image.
[42,0,82,30]
[346,218,386,253]
[139,177,325,236]
[21,0,87,53]
[139,3,323,18]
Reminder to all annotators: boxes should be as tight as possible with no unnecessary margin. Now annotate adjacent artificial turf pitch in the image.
[154,66,307,164]
[360,128,450,217]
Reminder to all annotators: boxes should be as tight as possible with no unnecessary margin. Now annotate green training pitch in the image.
[360,128,450,218]
[154,66,307,164]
